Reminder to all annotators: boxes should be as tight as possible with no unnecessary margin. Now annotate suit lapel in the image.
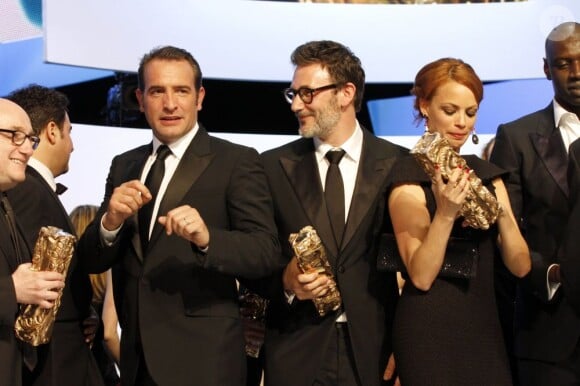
[342,132,392,251]
[149,128,214,247]
[530,107,569,197]
[14,219,31,262]
[0,216,19,271]
[280,140,338,258]
[0,203,31,271]
[26,167,76,234]
[127,146,152,260]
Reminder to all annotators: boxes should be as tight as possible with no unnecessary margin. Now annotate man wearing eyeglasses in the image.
[0,98,66,386]
[6,85,104,386]
[258,40,406,386]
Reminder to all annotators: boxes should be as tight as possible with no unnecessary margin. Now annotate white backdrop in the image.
[57,124,493,214]
[44,0,578,83]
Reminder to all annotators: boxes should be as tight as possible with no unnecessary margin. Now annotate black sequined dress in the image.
[389,155,512,386]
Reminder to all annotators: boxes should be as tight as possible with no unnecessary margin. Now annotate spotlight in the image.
[105,72,142,126]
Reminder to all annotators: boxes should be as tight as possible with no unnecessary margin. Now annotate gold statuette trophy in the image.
[289,226,341,316]
[411,132,501,229]
[238,286,268,358]
[15,226,75,346]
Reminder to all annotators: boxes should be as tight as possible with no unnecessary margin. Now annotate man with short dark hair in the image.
[77,46,283,386]
[0,97,65,386]
[260,40,405,386]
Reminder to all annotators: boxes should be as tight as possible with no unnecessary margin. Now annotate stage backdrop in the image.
[58,125,492,214]
[43,0,577,83]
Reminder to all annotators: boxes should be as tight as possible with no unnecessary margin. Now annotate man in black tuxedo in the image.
[490,21,580,385]
[7,85,104,386]
[260,40,405,386]
[0,98,65,386]
[77,46,282,386]
[560,138,580,315]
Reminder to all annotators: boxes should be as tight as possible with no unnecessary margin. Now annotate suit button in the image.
[338,265,345,274]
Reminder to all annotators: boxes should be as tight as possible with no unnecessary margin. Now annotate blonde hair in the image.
[69,204,104,304]
[69,205,98,238]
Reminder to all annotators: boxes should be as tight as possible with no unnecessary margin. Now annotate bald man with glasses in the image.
[0,98,65,386]
[7,85,104,386]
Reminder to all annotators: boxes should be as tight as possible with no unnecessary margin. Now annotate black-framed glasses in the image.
[0,129,40,150]
[283,84,338,104]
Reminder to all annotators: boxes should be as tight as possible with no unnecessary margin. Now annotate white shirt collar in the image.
[553,99,579,128]
[553,100,580,152]
[27,157,57,192]
[314,121,363,164]
[151,122,199,160]
[552,99,569,127]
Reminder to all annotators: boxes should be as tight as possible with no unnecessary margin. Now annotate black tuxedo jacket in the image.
[260,130,405,386]
[559,139,580,315]
[78,126,282,386]
[7,166,103,386]
[491,105,580,363]
[0,204,30,386]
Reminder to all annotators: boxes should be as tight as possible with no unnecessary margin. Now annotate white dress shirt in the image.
[101,123,200,242]
[311,121,363,322]
[313,121,363,224]
[27,157,57,192]
[547,101,580,299]
[555,100,580,153]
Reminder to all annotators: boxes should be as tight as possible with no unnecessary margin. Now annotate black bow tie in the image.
[55,183,68,195]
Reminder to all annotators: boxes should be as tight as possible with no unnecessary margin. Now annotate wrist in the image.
[432,211,457,230]
[102,213,120,231]
[282,263,294,291]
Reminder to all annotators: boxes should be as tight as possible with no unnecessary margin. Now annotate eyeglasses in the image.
[0,129,40,150]
[283,84,338,104]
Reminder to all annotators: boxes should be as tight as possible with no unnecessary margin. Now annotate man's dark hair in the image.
[7,84,69,136]
[138,45,203,91]
[291,40,365,112]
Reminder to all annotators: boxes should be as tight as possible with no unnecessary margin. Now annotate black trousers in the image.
[312,323,361,386]
[135,350,157,386]
[517,343,580,386]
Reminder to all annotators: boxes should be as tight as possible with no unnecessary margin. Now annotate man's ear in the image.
[340,82,356,109]
[46,121,59,145]
[135,88,145,112]
[543,58,552,81]
[196,86,206,111]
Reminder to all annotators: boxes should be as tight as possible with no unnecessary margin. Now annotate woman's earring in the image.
[423,115,429,133]
[471,129,479,145]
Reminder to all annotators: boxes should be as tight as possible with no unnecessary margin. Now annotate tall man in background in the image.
[260,40,405,386]
[7,85,103,386]
[0,98,66,386]
[559,137,580,320]
[490,21,580,385]
[77,46,283,386]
